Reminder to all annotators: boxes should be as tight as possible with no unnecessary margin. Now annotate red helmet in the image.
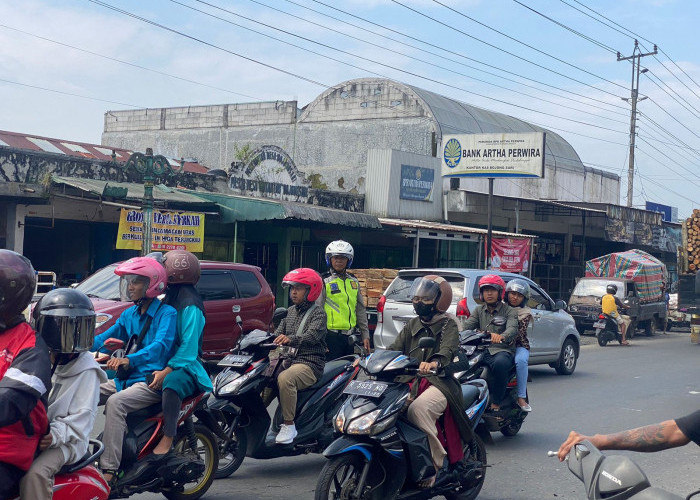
[478,274,506,301]
[282,268,323,302]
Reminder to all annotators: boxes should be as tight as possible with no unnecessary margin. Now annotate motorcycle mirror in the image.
[103,338,125,351]
[417,337,436,349]
[235,315,243,327]
[491,316,506,327]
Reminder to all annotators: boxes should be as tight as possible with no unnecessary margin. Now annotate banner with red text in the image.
[488,238,531,273]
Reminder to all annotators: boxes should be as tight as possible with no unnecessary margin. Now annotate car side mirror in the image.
[554,300,567,310]
[70,283,79,289]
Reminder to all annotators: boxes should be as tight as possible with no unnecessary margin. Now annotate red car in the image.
[75,261,275,360]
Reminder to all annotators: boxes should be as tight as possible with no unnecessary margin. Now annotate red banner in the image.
[488,238,531,273]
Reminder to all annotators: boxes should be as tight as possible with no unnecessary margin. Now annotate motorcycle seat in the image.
[307,359,350,390]
[461,384,480,408]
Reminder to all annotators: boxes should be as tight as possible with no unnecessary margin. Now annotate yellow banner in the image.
[116,208,205,253]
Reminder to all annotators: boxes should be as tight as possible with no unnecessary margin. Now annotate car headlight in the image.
[346,409,382,435]
[569,306,578,312]
[95,313,113,329]
[468,353,483,368]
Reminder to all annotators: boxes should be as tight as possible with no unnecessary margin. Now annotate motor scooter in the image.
[593,313,623,346]
[95,339,218,500]
[8,439,109,500]
[549,441,699,499]
[315,337,489,500]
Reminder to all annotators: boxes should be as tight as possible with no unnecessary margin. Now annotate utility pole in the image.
[618,40,656,207]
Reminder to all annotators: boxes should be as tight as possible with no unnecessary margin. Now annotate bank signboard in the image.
[400,164,434,202]
[116,208,205,252]
[442,132,545,178]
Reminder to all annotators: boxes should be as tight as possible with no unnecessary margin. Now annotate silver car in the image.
[373,269,580,375]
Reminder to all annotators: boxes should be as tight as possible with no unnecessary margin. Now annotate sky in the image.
[1,0,698,218]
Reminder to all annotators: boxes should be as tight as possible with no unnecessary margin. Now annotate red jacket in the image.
[0,322,51,471]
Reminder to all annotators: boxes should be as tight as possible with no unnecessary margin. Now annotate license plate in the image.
[461,345,476,355]
[218,354,253,367]
[343,380,388,398]
[592,321,606,329]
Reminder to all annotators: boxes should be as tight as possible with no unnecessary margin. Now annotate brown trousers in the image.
[277,363,316,422]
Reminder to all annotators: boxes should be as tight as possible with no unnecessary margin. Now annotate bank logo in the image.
[444,138,461,168]
[415,169,422,180]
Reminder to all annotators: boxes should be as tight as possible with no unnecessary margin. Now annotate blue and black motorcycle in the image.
[314,337,489,500]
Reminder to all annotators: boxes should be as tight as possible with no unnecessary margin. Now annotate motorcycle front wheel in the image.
[445,435,487,500]
[315,453,367,500]
[164,424,218,500]
[214,414,246,479]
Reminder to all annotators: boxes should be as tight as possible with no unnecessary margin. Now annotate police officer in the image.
[321,240,370,360]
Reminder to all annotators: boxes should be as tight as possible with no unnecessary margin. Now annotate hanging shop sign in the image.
[488,238,531,273]
[399,164,434,202]
[116,208,205,252]
[442,132,545,178]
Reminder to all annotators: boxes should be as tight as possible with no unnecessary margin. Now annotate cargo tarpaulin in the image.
[585,249,667,303]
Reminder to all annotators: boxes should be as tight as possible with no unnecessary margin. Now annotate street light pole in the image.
[123,148,183,255]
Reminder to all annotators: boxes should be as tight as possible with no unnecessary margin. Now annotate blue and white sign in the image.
[645,202,675,222]
[442,132,546,178]
[400,164,434,202]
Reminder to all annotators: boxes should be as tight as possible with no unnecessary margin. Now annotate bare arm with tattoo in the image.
[557,420,691,461]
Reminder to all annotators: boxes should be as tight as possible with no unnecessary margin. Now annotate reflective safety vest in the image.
[324,275,359,331]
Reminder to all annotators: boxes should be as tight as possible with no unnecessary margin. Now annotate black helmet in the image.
[33,288,96,353]
[606,284,618,295]
[0,250,36,331]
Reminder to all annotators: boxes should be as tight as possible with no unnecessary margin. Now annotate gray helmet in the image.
[505,278,531,307]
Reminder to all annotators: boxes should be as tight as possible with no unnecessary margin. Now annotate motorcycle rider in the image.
[20,288,107,500]
[461,274,518,412]
[388,275,474,489]
[147,250,212,459]
[0,250,51,500]
[557,408,700,461]
[321,240,371,359]
[91,256,177,485]
[602,283,630,345]
[272,268,327,444]
[505,279,533,412]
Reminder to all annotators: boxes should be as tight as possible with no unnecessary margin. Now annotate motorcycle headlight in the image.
[217,371,253,396]
[468,353,483,368]
[346,409,382,435]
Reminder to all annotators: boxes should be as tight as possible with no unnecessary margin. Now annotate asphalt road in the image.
[109,328,700,500]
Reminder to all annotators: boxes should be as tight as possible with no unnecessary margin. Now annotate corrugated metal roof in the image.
[379,218,536,239]
[0,130,208,174]
[52,175,212,205]
[186,190,382,229]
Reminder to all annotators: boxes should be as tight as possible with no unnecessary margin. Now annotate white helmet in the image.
[325,240,354,268]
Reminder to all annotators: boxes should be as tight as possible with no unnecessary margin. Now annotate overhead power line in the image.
[0,77,143,108]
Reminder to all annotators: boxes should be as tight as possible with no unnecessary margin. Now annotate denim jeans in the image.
[515,346,529,399]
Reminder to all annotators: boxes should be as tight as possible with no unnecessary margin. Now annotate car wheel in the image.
[627,319,636,339]
[555,338,577,375]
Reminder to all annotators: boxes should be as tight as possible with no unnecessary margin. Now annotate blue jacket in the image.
[167,305,212,393]
[92,299,177,390]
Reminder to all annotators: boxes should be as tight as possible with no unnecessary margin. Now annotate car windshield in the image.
[75,264,121,300]
[571,280,623,299]
[384,275,466,303]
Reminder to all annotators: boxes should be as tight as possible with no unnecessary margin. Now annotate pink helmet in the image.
[115,257,167,299]
[282,268,323,302]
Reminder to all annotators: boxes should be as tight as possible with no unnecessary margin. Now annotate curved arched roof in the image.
[302,78,588,174]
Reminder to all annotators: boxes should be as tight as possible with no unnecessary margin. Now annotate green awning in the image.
[183,190,382,229]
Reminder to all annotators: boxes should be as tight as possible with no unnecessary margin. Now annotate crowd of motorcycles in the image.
[41,313,693,500]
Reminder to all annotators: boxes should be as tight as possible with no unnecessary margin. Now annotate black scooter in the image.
[208,328,361,477]
[316,337,489,500]
[593,313,623,346]
[550,441,699,499]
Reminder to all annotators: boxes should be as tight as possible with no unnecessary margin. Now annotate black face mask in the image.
[413,302,435,318]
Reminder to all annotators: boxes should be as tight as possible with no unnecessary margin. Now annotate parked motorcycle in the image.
[95,340,218,500]
[593,313,623,346]
[549,441,699,499]
[454,316,528,438]
[208,328,361,478]
[8,439,109,500]
[315,337,489,500]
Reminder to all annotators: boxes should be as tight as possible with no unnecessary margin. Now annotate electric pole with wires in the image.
[618,40,657,207]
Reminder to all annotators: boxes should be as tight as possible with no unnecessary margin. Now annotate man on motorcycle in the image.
[321,240,371,359]
[147,250,212,459]
[272,268,327,444]
[388,275,474,489]
[602,283,630,345]
[91,256,177,484]
[461,274,518,412]
[0,250,51,500]
[557,408,700,461]
[20,289,107,500]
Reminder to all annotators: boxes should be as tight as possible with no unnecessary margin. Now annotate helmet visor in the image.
[36,314,96,353]
[409,277,440,304]
[119,274,151,302]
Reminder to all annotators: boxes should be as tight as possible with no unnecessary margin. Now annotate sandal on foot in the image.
[418,473,437,489]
